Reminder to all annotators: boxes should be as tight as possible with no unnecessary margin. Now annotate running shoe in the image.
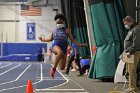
[71,69,77,71]
[50,68,56,79]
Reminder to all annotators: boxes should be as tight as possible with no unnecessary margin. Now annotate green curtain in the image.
[88,0,127,79]
[60,0,90,57]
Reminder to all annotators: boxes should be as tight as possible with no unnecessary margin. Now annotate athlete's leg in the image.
[58,44,68,70]
[59,54,67,70]
[66,55,75,74]
[65,55,71,70]
[50,45,64,78]
[75,54,82,75]
[52,45,64,69]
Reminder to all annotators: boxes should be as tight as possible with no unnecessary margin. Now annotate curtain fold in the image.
[60,0,90,57]
[88,0,127,79]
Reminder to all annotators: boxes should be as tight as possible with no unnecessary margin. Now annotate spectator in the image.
[47,47,52,61]
[37,47,43,62]
[64,40,82,76]
[123,16,140,92]
[65,44,72,70]
[80,56,91,76]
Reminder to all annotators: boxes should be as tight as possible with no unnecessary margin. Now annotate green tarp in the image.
[88,0,126,79]
[60,0,90,57]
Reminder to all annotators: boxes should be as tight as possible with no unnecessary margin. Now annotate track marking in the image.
[0,63,43,92]
[35,65,69,91]
[0,63,12,69]
[69,78,88,92]
[0,63,82,92]
[15,64,31,81]
[0,64,21,76]
[36,89,85,91]
[37,77,66,79]
[40,64,43,81]
[36,92,88,93]
[0,80,42,92]
[0,64,31,85]
[37,77,66,80]
[36,64,87,92]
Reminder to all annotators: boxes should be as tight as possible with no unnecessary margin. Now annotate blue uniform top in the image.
[71,43,79,56]
[51,27,68,54]
[53,28,68,45]
[80,59,91,67]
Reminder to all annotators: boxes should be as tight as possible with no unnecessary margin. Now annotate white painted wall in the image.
[0,5,20,42]
[0,4,58,44]
[19,6,56,43]
[0,5,19,20]
[0,4,58,60]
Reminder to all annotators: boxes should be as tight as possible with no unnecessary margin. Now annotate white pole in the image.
[0,32,2,57]
[83,0,95,59]
[15,5,17,42]
[1,31,3,57]
[136,0,138,22]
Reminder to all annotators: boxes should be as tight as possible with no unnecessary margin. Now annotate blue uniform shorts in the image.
[51,43,67,54]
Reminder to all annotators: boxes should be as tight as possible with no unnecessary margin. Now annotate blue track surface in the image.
[0,62,67,93]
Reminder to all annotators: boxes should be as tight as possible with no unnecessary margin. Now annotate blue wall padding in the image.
[0,43,47,61]
[0,54,37,61]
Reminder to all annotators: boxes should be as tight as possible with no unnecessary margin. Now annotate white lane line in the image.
[35,64,69,91]
[37,78,66,80]
[0,80,42,92]
[0,64,31,85]
[0,63,12,69]
[37,77,66,80]
[35,78,86,92]
[0,64,21,76]
[35,91,89,93]
[70,78,88,92]
[35,64,87,92]
[0,63,43,92]
[45,68,69,89]
[37,77,65,79]
[15,64,31,81]
[40,64,43,81]
[35,88,86,92]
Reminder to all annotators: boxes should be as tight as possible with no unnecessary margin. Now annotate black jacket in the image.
[124,25,140,54]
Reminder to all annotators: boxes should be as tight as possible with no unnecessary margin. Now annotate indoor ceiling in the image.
[0,0,37,2]
[0,0,50,7]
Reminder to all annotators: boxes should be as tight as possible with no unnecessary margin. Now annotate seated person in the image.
[80,56,91,75]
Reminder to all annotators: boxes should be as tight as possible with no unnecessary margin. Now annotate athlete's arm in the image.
[67,28,87,47]
[39,32,54,42]
[74,48,77,59]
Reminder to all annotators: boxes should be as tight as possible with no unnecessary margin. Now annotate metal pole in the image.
[15,5,17,42]
[83,0,95,59]
[1,31,3,57]
[136,0,138,22]
[0,32,2,57]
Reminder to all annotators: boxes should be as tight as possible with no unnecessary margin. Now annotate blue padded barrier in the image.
[0,43,47,61]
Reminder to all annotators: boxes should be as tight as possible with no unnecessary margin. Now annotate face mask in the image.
[56,24,64,28]
[124,25,130,29]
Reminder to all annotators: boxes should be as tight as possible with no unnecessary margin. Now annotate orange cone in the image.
[25,80,34,93]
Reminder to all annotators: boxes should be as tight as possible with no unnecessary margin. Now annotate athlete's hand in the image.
[80,43,88,47]
[38,36,42,40]
[38,35,45,41]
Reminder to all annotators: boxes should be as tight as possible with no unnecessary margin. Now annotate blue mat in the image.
[0,54,37,61]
